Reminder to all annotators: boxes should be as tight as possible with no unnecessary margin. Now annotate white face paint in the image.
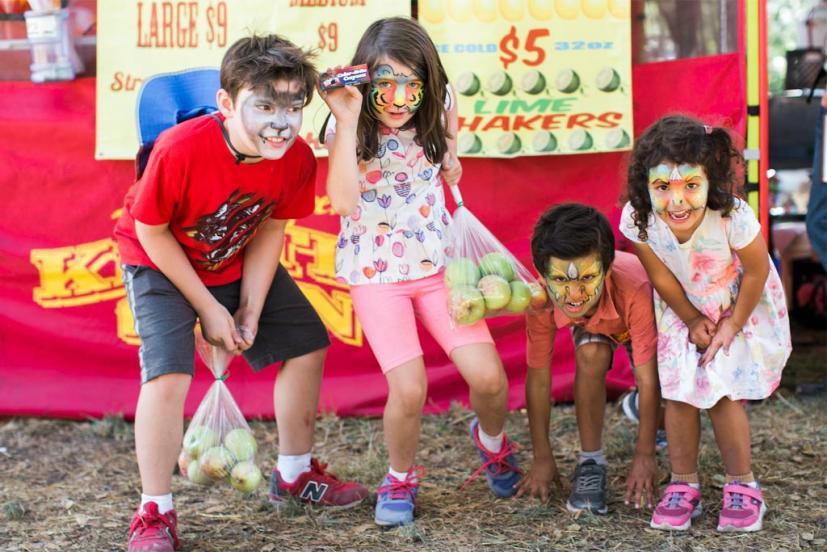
[224,80,305,161]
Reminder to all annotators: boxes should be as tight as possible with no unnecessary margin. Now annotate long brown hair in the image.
[349,17,450,165]
[624,115,743,241]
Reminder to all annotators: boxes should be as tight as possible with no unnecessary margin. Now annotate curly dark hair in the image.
[531,203,616,277]
[347,17,450,165]
[624,115,743,241]
[221,34,318,106]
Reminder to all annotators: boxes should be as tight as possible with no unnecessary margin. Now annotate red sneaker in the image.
[269,457,369,510]
[127,502,180,551]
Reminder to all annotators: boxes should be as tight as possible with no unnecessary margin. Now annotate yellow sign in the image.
[421,0,633,157]
[96,0,409,159]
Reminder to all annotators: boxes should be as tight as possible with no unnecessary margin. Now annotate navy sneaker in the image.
[567,459,608,514]
[374,467,423,527]
[463,418,521,498]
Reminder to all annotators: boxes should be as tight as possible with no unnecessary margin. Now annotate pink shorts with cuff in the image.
[349,273,494,373]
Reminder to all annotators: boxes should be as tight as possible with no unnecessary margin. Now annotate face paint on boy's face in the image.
[369,62,424,127]
[544,255,605,319]
[234,81,305,160]
[647,162,709,227]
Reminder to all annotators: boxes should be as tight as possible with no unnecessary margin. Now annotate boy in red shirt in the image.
[515,203,660,515]
[116,36,367,552]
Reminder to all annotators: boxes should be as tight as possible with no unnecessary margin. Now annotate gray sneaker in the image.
[567,459,608,514]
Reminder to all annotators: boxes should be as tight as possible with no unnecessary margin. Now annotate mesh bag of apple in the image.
[177,329,263,494]
[444,186,548,326]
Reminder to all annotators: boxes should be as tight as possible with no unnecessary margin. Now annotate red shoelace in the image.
[377,466,425,500]
[129,503,179,549]
[460,439,522,491]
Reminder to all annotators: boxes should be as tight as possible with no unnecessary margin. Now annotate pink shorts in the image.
[349,273,494,373]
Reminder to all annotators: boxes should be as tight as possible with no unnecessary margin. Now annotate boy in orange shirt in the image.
[515,203,661,515]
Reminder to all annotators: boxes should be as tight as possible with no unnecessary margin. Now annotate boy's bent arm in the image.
[235,218,287,348]
[624,356,659,509]
[135,221,240,351]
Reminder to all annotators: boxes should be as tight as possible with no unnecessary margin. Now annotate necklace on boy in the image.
[211,114,262,164]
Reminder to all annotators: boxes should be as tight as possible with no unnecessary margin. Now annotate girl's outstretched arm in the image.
[320,83,363,215]
[700,234,770,366]
[632,242,716,349]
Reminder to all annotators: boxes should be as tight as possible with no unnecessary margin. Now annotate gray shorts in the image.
[570,325,634,361]
[122,264,330,384]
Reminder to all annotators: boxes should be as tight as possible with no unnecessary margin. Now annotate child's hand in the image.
[440,151,462,186]
[624,452,657,510]
[687,315,715,350]
[232,307,259,352]
[318,67,363,126]
[200,301,243,354]
[700,316,739,367]
[514,456,563,502]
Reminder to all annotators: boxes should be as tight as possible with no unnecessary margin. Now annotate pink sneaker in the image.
[127,502,180,551]
[650,482,702,531]
[717,482,767,532]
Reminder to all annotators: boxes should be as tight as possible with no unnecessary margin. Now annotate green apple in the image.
[506,281,532,312]
[479,275,512,311]
[223,428,257,463]
[478,252,515,281]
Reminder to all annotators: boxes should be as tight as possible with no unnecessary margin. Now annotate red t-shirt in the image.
[115,114,316,286]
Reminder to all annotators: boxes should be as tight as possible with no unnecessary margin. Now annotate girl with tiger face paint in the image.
[319,17,520,526]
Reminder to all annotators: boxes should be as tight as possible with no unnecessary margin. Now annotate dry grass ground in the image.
[1,323,825,551]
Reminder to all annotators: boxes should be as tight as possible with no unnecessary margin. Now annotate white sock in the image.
[141,493,173,514]
[277,453,312,484]
[579,449,607,466]
[743,480,759,489]
[478,427,504,453]
[388,467,409,481]
[688,482,700,489]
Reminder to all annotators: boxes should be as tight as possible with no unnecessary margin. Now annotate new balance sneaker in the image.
[374,467,423,527]
[717,482,767,532]
[621,389,668,451]
[269,457,369,510]
[127,502,180,552]
[566,459,608,514]
[464,418,521,498]
[650,482,703,531]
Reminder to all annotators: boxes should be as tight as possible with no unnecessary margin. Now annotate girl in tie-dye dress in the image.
[620,116,791,533]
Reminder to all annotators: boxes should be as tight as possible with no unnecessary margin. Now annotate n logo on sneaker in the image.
[300,481,329,502]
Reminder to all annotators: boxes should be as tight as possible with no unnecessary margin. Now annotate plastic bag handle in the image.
[449,183,464,208]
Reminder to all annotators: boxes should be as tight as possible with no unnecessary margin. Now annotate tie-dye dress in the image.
[619,199,791,408]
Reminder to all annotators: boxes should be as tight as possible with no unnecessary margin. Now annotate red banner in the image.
[0,54,744,419]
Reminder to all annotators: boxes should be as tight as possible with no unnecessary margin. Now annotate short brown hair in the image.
[220,35,318,105]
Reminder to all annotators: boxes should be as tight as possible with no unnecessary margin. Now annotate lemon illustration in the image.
[420,0,446,24]
[528,0,554,20]
[473,0,499,22]
[532,130,557,153]
[456,72,481,96]
[486,70,513,95]
[581,0,607,19]
[497,132,522,155]
[520,70,547,94]
[604,128,630,149]
[608,0,630,18]
[568,129,593,151]
[555,0,579,19]
[459,132,483,154]
[595,67,621,92]
[499,0,525,21]
[448,0,475,22]
[554,68,580,93]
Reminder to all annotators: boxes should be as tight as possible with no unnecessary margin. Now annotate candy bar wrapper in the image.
[320,64,370,90]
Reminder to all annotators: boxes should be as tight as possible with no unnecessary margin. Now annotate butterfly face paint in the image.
[369,59,424,128]
[227,80,305,161]
[647,162,709,231]
[544,254,605,319]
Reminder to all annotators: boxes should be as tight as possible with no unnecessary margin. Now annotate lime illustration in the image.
[520,70,547,94]
[486,70,513,95]
[595,67,621,92]
[568,129,593,151]
[555,68,580,93]
[456,71,481,96]
[497,132,522,155]
[532,130,557,152]
[458,132,483,154]
[604,128,631,149]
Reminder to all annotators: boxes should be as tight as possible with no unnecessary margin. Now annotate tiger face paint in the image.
[544,254,605,319]
[647,162,709,233]
[369,58,424,129]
